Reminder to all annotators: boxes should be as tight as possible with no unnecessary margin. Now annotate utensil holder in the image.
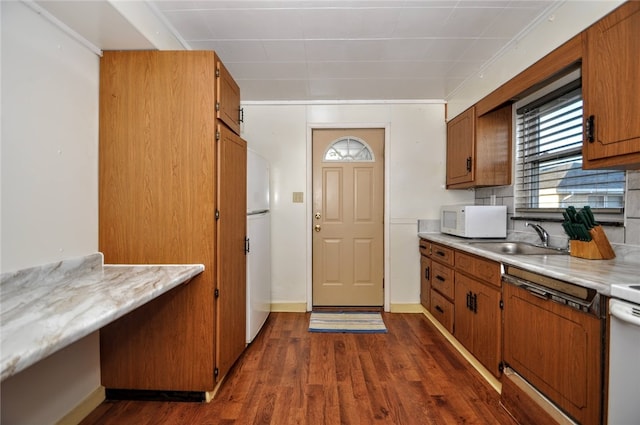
[570,226,616,260]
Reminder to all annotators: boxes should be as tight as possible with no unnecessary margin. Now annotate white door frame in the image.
[306,123,390,312]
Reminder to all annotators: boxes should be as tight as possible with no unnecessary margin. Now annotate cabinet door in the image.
[475,105,512,186]
[216,124,247,381]
[217,58,242,135]
[420,255,431,310]
[446,107,475,186]
[583,2,640,169]
[471,279,501,378]
[455,273,502,378]
[454,274,474,352]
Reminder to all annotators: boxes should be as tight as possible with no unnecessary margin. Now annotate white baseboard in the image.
[270,302,307,312]
[55,386,105,425]
[421,307,502,393]
[389,303,424,313]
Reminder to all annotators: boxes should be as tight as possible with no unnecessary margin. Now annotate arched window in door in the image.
[323,136,374,162]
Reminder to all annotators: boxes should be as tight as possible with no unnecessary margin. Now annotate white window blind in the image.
[515,80,625,211]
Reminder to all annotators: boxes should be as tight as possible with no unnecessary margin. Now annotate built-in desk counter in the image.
[0,253,204,381]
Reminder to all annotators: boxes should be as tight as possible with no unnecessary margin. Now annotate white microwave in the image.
[440,205,507,238]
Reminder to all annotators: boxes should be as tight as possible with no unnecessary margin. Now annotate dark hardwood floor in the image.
[80,312,517,425]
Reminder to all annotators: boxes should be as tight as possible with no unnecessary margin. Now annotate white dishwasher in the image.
[608,284,640,425]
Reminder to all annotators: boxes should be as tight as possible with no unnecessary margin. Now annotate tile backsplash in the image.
[475,171,640,247]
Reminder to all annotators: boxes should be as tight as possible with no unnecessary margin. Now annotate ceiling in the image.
[36,0,563,102]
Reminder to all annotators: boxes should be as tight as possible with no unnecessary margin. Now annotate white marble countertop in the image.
[0,253,204,381]
[418,232,640,296]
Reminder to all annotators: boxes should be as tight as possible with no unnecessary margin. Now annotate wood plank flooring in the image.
[80,312,517,425]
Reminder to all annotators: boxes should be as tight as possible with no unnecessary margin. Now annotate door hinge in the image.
[215,102,220,112]
[215,130,221,141]
[239,107,244,123]
[245,237,250,254]
[215,210,220,220]
[214,367,219,378]
[215,68,220,78]
[499,362,505,373]
[499,300,504,310]
[214,288,220,298]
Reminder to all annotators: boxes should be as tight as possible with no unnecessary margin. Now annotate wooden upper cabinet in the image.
[446,104,512,189]
[446,107,475,186]
[582,1,640,169]
[216,57,242,135]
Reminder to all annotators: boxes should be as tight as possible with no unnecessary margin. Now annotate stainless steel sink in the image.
[468,241,569,255]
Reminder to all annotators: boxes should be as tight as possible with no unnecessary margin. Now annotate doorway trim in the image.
[306,122,390,312]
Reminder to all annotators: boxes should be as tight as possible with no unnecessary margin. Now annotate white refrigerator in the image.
[246,149,271,343]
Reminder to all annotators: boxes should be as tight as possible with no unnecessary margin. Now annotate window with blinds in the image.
[515,79,625,212]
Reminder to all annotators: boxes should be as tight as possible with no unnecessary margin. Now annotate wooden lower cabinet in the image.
[454,273,502,378]
[419,240,503,380]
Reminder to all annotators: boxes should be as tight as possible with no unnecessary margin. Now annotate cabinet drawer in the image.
[419,239,431,257]
[456,251,501,287]
[431,243,455,266]
[431,262,454,299]
[430,289,454,334]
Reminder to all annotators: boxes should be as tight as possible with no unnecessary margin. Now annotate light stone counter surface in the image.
[418,232,640,296]
[0,253,204,381]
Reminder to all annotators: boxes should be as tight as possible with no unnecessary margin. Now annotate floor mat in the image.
[308,312,387,333]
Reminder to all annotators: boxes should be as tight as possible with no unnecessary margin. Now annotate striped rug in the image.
[308,312,387,333]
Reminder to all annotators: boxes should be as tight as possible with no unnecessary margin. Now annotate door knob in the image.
[314,225,321,232]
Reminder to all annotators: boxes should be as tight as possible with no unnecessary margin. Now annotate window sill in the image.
[511,216,624,227]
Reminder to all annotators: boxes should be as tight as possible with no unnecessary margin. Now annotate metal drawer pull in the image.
[435,305,444,314]
[436,275,445,282]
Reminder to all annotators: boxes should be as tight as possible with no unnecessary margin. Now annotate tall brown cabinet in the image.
[98,50,247,395]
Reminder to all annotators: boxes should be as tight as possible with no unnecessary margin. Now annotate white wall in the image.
[1,2,100,424]
[240,102,473,309]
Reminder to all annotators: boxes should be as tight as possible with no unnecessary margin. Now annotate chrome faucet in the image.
[527,222,549,247]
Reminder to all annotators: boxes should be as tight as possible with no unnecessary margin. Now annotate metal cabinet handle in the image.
[585,115,595,143]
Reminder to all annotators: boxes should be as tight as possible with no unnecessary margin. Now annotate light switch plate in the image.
[292,192,304,203]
